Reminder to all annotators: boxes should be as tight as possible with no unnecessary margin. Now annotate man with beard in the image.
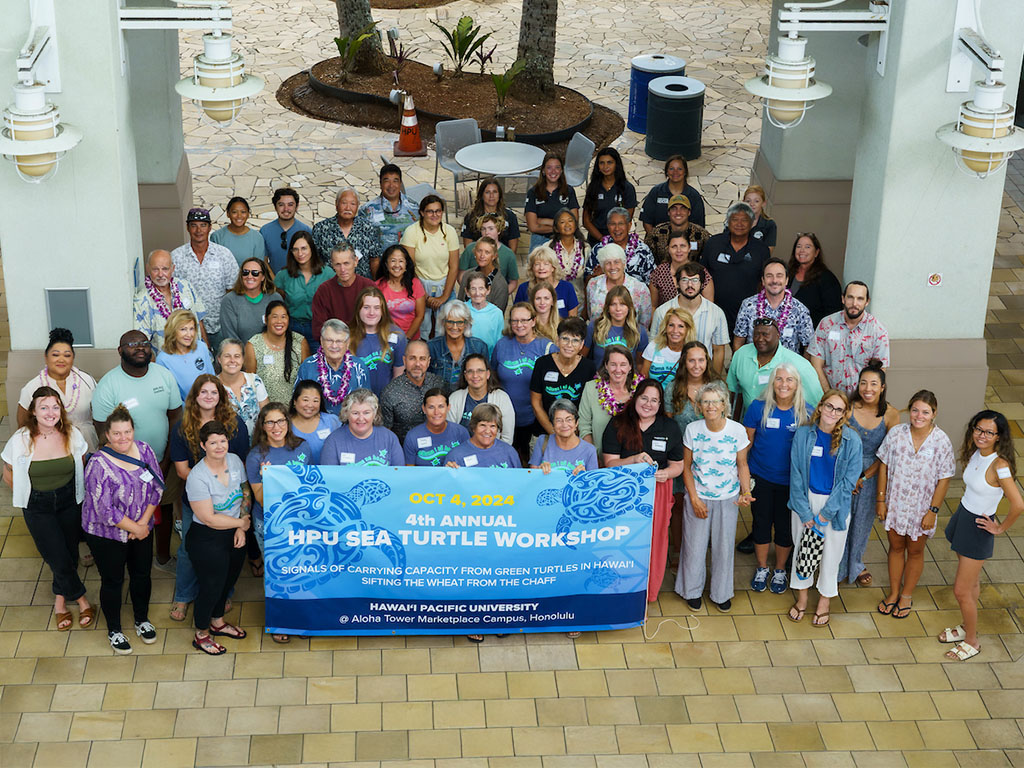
[651,261,729,375]
[808,281,890,394]
[732,258,814,353]
[170,208,237,352]
[133,249,208,352]
[727,317,823,420]
[380,340,444,443]
[92,330,184,569]
[700,201,770,334]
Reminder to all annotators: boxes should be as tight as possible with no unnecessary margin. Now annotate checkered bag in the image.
[795,525,825,579]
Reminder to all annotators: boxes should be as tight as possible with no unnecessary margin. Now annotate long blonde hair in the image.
[653,307,696,350]
[811,388,850,455]
[759,363,810,430]
[530,282,559,342]
[594,285,640,351]
[162,309,199,354]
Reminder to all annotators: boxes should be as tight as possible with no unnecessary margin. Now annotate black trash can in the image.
[627,54,686,134]
[645,76,705,161]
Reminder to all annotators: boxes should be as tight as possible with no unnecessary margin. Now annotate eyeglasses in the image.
[322,338,347,347]
[445,319,466,327]
[241,269,262,277]
[424,208,444,215]
[558,336,583,345]
[509,318,533,325]
[973,426,998,438]
[264,418,287,428]
[678,276,702,285]
[123,341,149,349]
[821,403,846,414]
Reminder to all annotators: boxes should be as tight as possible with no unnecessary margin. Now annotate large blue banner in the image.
[262,464,655,635]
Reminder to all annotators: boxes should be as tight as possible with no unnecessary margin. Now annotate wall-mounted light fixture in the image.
[744,0,890,129]
[935,3,1024,179]
[0,0,82,183]
[119,1,264,125]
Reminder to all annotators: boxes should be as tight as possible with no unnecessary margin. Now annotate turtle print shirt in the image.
[682,418,749,500]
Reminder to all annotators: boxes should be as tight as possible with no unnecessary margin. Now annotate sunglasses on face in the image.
[241,269,263,277]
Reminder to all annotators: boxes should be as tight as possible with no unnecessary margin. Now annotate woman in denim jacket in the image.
[787,389,862,627]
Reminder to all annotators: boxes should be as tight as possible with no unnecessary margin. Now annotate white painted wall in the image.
[0,2,141,350]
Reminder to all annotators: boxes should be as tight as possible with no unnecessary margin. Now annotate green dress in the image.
[249,333,305,404]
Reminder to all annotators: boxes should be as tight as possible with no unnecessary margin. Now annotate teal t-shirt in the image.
[91,365,183,461]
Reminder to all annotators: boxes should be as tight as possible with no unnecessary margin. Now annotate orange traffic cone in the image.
[394,93,427,157]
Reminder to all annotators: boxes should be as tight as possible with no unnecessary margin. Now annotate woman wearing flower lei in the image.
[578,345,642,467]
[294,319,369,416]
[585,207,655,284]
[549,208,589,302]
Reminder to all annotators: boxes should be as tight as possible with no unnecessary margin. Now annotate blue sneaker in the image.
[769,569,788,594]
[751,567,769,592]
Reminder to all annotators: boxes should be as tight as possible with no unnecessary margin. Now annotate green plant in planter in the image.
[335,21,379,84]
[431,15,491,77]
[492,59,526,118]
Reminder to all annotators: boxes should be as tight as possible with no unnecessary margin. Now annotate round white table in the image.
[455,141,546,176]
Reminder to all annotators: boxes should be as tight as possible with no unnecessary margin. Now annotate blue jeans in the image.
[173,503,199,603]
[529,233,549,251]
[290,318,316,351]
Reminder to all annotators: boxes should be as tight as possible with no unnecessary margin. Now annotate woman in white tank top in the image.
[940,411,1024,661]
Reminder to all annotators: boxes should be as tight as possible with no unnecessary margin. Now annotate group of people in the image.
[4,153,1017,664]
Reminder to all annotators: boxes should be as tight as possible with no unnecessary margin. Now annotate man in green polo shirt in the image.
[727,316,822,419]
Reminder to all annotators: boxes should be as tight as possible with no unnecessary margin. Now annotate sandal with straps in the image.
[192,633,226,655]
[945,640,980,661]
[209,622,246,640]
[939,625,966,643]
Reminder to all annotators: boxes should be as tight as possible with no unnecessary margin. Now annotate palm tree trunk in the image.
[335,0,388,74]
[513,0,557,101]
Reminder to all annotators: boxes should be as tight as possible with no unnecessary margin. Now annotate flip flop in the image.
[939,625,966,643]
[467,635,484,643]
[945,640,980,661]
[209,622,246,640]
[78,606,95,629]
[250,559,264,578]
[787,604,806,623]
[877,600,897,616]
[55,611,73,631]
[812,613,830,627]
[893,599,913,619]
[272,634,291,644]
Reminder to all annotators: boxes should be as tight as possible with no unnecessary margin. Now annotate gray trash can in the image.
[627,54,686,134]
[645,76,705,161]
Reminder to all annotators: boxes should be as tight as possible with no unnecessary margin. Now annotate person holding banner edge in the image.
[602,379,684,602]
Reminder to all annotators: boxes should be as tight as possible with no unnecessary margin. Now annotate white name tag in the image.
[230,471,241,483]
[544,371,559,382]
[417,436,432,448]
[339,452,356,464]
[766,418,780,429]
[758,373,769,385]
[997,466,1012,479]
[464,454,479,466]
[690,241,698,251]
[651,438,667,452]
[316,428,331,439]
[123,398,139,410]
[828,330,841,341]
[753,231,763,239]
[782,327,793,338]
[812,445,824,457]
[657,197,669,204]
[388,333,398,344]
[263,354,275,364]
[717,253,730,264]
[140,470,154,483]
[597,193,604,200]
[557,299,565,309]
[371,211,385,223]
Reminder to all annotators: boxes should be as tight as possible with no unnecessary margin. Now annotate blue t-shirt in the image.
[585,323,648,368]
[809,427,838,495]
[529,436,599,472]
[403,422,470,466]
[291,413,341,464]
[294,356,370,416]
[320,424,403,466]
[743,400,809,486]
[155,341,215,400]
[445,439,522,468]
[459,394,487,429]
[514,280,579,317]
[468,303,505,356]
[492,336,553,425]
[245,441,312,522]
[260,219,312,273]
[354,329,407,396]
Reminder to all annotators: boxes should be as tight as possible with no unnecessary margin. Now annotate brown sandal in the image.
[272,633,291,644]
[78,606,95,629]
[855,571,872,586]
[55,611,73,631]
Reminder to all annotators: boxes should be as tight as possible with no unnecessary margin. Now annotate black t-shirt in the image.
[585,181,639,236]
[699,232,770,333]
[601,413,684,469]
[639,181,706,228]
[169,419,251,502]
[525,187,580,222]
[529,355,596,414]
[460,207,521,244]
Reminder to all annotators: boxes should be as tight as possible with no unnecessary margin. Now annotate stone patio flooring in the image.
[3,0,1024,766]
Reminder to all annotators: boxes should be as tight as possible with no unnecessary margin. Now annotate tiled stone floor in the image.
[4,0,1024,766]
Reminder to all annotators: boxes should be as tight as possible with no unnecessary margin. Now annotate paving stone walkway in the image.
[4,0,1024,766]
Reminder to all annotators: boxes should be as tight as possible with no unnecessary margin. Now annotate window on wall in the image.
[45,288,94,347]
